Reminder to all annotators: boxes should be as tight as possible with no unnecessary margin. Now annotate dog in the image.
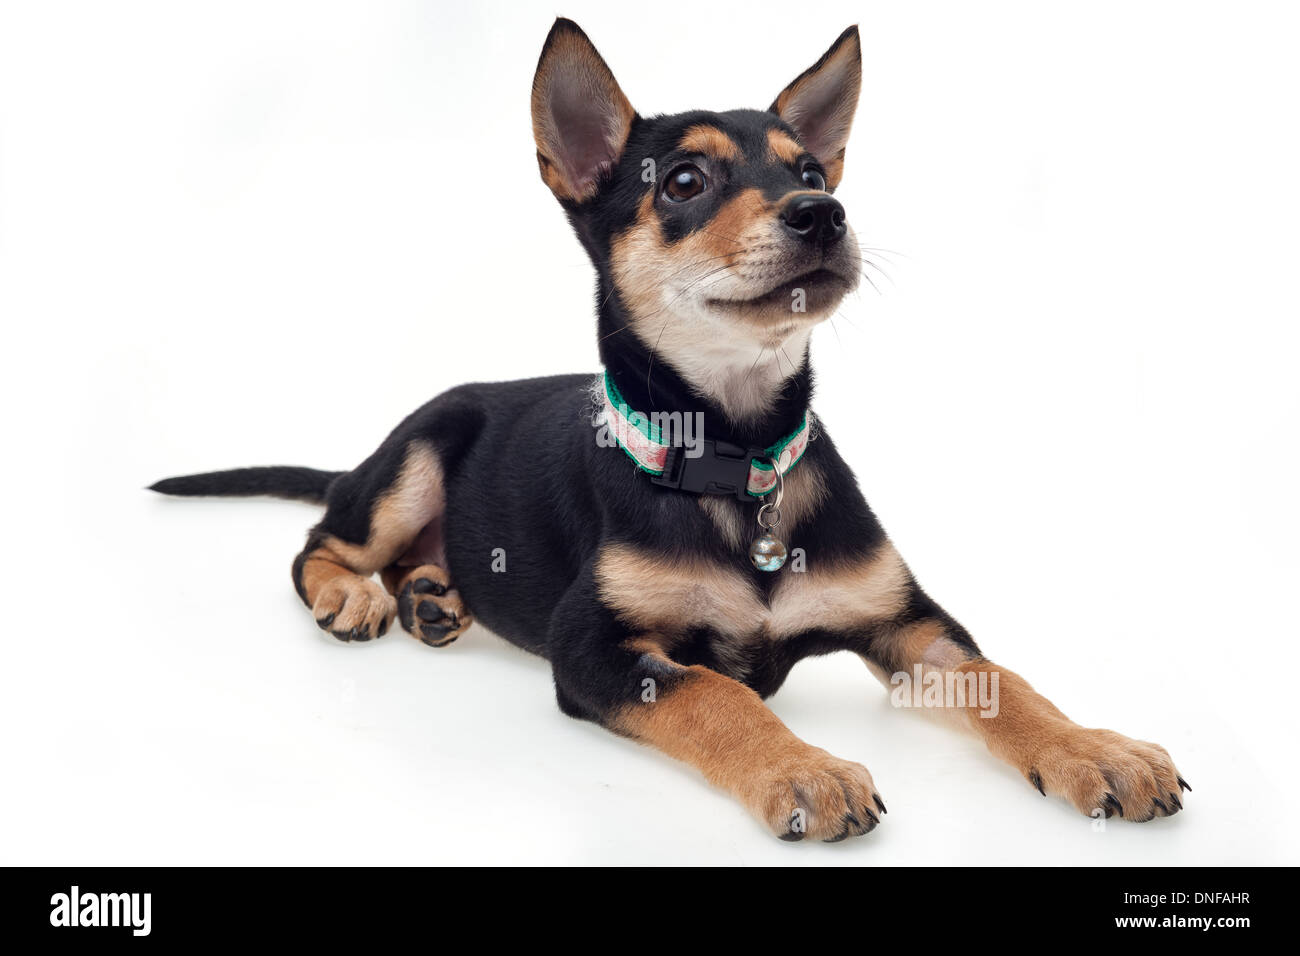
[152,18,1188,841]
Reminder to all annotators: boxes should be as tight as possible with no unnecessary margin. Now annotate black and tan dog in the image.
[153,19,1188,841]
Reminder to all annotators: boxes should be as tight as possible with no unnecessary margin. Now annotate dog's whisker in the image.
[857,245,909,261]
[740,345,768,393]
[774,348,795,390]
[696,228,749,245]
[842,250,896,282]
[858,268,882,297]
[827,313,844,346]
[860,258,894,287]
[641,266,741,401]
[634,262,740,324]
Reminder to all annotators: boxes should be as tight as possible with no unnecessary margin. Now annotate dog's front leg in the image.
[549,599,884,841]
[864,601,1189,821]
[619,651,885,841]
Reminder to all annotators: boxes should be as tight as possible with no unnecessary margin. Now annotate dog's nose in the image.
[781,194,847,244]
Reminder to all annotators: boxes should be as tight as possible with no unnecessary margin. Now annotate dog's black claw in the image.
[416,602,446,623]
[1104,793,1124,818]
[411,577,446,597]
[316,612,336,629]
[823,828,852,843]
[1177,776,1192,792]
[1029,769,1046,796]
[1170,792,1182,810]
[873,793,887,815]
[781,810,806,842]
[1153,797,1168,815]
[863,807,879,826]
[377,619,388,637]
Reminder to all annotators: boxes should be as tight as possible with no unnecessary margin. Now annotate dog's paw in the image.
[1024,728,1189,822]
[750,748,886,843]
[312,576,395,643]
[396,565,473,647]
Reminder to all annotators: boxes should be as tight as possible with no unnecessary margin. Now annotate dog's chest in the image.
[593,538,911,647]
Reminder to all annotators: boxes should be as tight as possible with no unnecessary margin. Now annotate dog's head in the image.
[531,19,862,412]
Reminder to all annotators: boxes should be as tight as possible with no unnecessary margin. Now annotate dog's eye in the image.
[801,166,828,191]
[663,164,707,202]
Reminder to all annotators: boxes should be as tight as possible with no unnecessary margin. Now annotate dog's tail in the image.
[148,466,343,505]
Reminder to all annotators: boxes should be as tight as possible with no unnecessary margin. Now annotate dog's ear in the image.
[770,26,861,188]
[531,18,636,203]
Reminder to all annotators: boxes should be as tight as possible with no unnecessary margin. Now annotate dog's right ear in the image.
[531,18,636,204]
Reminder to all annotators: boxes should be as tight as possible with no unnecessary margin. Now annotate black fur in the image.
[150,466,342,503]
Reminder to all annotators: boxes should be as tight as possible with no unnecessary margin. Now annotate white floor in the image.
[0,481,1291,865]
[3,1,1298,865]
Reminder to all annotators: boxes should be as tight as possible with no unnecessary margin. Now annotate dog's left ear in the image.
[770,25,861,188]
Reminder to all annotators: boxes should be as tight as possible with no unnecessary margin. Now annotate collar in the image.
[600,370,810,501]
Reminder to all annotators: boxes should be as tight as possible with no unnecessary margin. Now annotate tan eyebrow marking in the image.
[767,128,804,166]
[678,124,742,161]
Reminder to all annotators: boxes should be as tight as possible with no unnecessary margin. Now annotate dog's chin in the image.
[706,268,854,329]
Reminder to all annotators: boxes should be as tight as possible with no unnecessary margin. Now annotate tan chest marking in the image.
[767,544,912,636]
[595,545,766,638]
[594,539,912,642]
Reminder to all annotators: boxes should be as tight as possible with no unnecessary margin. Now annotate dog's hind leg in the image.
[379,526,475,648]
[292,438,455,644]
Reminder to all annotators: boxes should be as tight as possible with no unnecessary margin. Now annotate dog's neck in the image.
[596,296,814,450]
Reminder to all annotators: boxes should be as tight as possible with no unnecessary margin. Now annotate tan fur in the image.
[596,543,763,638]
[863,626,1188,822]
[297,442,445,639]
[821,151,845,191]
[699,188,772,263]
[766,128,804,166]
[299,547,395,636]
[610,193,684,322]
[679,125,742,161]
[865,617,958,675]
[594,539,912,642]
[947,659,1184,819]
[323,443,445,573]
[767,541,912,637]
[610,190,773,321]
[615,654,880,839]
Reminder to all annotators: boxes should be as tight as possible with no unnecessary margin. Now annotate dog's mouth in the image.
[706,267,854,321]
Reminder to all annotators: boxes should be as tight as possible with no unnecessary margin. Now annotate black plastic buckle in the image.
[650,440,763,501]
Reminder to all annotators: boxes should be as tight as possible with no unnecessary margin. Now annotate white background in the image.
[2,0,1297,865]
